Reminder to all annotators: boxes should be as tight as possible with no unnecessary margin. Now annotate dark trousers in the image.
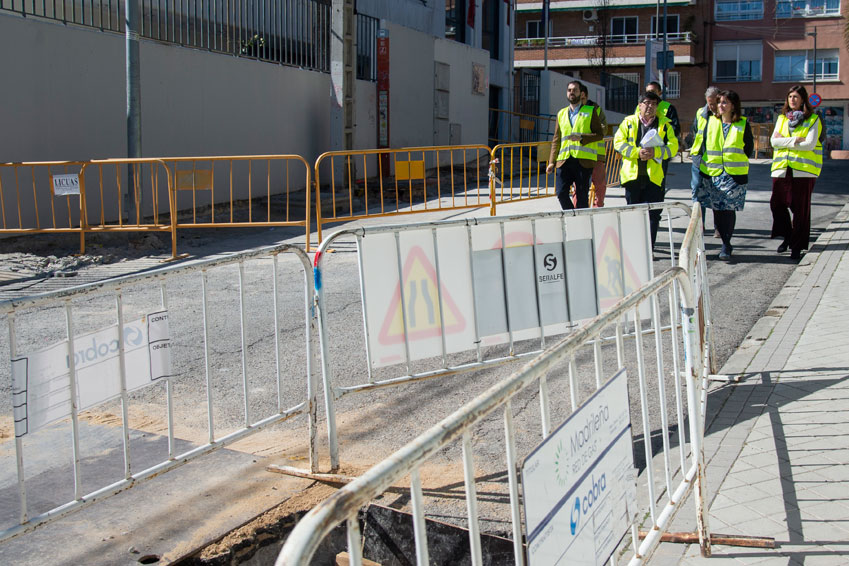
[624,176,664,246]
[713,210,736,250]
[555,158,592,210]
[660,159,670,193]
[770,169,816,252]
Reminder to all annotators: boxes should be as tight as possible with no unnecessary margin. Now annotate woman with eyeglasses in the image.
[769,85,824,260]
[693,90,754,261]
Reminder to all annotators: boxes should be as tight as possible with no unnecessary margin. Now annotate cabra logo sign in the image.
[66,322,145,369]
[570,473,607,535]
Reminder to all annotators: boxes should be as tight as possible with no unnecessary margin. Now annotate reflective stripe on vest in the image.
[771,114,823,177]
[614,115,670,186]
[699,116,749,176]
[690,107,710,155]
[557,105,597,161]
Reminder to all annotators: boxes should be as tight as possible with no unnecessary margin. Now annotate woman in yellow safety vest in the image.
[769,85,824,260]
[694,90,753,261]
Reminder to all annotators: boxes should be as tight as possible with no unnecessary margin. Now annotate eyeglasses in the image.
[640,101,658,107]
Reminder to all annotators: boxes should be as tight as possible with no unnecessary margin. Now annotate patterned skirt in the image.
[693,172,747,211]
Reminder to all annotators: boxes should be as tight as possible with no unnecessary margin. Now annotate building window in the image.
[665,72,681,98]
[610,16,639,43]
[776,0,840,17]
[482,0,500,60]
[774,49,839,81]
[715,0,764,20]
[526,19,552,38]
[613,72,641,85]
[650,15,680,36]
[714,41,762,81]
[445,0,466,44]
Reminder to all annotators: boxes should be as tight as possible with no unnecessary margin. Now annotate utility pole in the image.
[330,0,355,153]
[662,0,668,89]
[807,27,818,93]
[126,0,141,221]
[543,0,549,70]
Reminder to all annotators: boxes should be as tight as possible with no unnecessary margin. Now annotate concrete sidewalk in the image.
[655,201,849,564]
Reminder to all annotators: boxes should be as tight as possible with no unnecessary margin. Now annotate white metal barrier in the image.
[0,243,317,542]
[311,203,715,471]
[280,204,712,565]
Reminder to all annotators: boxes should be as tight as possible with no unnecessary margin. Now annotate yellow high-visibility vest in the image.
[771,114,823,177]
[614,114,678,186]
[690,107,710,155]
[556,105,597,162]
[699,116,749,176]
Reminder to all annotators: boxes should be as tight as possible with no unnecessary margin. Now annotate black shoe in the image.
[777,240,789,253]
[790,249,802,260]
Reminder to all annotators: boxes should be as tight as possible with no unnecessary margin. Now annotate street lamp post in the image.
[807,27,818,93]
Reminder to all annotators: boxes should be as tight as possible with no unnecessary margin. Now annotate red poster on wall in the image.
[377,30,390,176]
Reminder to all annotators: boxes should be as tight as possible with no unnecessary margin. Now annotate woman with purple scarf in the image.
[770,85,824,260]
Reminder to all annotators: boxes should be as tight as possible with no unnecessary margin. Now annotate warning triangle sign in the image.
[595,227,645,307]
[378,246,466,345]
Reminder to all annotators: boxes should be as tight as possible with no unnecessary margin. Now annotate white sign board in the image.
[52,173,81,196]
[359,212,652,369]
[11,311,173,437]
[522,369,637,566]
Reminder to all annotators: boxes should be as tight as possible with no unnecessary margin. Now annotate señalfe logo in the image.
[570,473,607,536]
[544,253,557,271]
[66,324,145,369]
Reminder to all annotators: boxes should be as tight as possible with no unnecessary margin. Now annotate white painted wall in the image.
[434,38,490,146]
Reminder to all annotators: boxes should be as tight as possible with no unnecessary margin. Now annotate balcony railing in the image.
[774,71,840,81]
[516,31,693,48]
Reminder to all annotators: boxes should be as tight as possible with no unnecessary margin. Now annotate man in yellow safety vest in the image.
[615,90,679,247]
[546,80,604,210]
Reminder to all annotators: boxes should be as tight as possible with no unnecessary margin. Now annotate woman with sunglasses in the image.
[694,90,754,261]
[770,85,824,260]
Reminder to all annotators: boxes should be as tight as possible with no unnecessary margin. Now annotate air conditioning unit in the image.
[583,9,599,22]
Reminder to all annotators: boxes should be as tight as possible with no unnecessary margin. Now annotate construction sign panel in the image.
[594,210,652,319]
[362,228,475,368]
[11,311,173,437]
[522,369,637,566]
[360,211,652,369]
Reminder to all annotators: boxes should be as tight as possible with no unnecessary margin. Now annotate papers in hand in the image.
[639,128,665,162]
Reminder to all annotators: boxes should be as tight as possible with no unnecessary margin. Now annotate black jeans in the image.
[555,158,592,210]
[624,176,664,247]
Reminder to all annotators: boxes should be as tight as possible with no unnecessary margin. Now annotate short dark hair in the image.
[568,80,584,92]
[718,90,742,122]
[646,81,663,93]
[638,91,662,105]
[781,84,814,120]
[579,83,589,95]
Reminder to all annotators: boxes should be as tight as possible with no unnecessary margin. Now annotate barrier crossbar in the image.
[280,205,712,565]
[0,243,317,542]
[312,202,715,472]
[313,145,493,245]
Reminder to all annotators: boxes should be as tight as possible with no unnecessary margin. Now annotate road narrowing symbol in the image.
[595,226,644,309]
[378,246,466,345]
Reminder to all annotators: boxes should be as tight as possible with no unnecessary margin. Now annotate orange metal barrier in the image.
[313,145,492,244]
[488,107,556,145]
[160,155,312,249]
[0,159,175,256]
[489,137,623,214]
